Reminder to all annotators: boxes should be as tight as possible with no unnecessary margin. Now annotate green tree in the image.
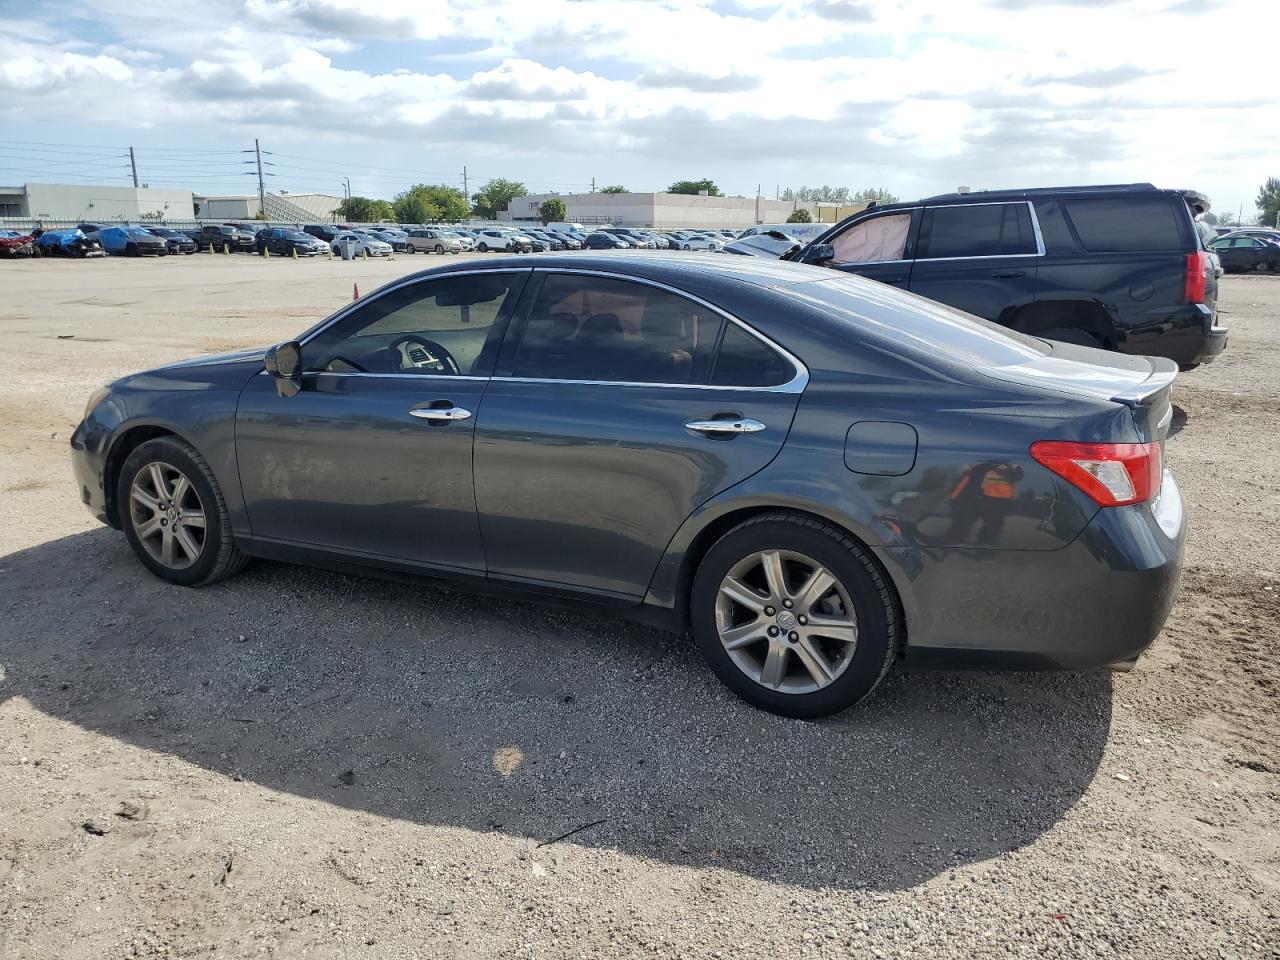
[393,184,470,223]
[786,208,812,223]
[667,179,722,197]
[1257,176,1280,226]
[850,187,898,205]
[538,197,567,225]
[471,178,527,219]
[394,195,436,225]
[1202,212,1220,226]
[599,185,628,194]
[336,196,392,222]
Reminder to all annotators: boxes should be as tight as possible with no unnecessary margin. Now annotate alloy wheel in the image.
[129,461,207,570]
[715,549,859,694]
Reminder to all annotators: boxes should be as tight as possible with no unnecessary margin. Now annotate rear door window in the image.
[916,203,1037,259]
[510,274,720,384]
[1063,197,1184,252]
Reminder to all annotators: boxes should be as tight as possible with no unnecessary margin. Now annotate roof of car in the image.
[415,251,834,289]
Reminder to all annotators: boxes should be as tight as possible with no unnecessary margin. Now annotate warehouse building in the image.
[500,191,820,229]
[194,192,343,222]
[0,182,195,221]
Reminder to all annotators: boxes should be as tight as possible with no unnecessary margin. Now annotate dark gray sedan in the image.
[70,255,1185,717]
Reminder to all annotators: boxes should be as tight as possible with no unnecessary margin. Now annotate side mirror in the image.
[264,340,302,397]
[804,242,835,265]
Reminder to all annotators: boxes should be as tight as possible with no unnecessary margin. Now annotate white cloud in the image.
[0,0,1277,210]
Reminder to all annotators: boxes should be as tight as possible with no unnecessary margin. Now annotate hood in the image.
[724,232,802,258]
[152,347,267,371]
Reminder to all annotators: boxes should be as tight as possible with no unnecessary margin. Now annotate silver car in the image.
[408,228,463,255]
[331,232,393,257]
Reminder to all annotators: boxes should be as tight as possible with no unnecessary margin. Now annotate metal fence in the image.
[0,217,510,233]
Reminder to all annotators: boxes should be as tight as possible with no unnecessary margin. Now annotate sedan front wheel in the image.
[691,513,899,718]
[118,436,250,587]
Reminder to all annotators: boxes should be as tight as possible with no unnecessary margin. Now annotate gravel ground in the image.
[0,254,1277,959]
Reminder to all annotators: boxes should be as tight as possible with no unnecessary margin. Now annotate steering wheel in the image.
[387,336,462,375]
[324,355,369,373]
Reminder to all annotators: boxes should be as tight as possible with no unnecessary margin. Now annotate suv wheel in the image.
[435,244,444,254]
[118,437,250,587]
[691,513,899,718]
[478,242,489,253]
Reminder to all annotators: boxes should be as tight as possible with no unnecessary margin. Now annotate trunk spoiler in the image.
[1108,355,1178,407]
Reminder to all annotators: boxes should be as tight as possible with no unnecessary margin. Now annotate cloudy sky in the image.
[1,0,1276,213]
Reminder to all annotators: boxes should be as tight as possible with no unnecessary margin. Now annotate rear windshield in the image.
[1063,196,1185,252]
[784,275,1049,367]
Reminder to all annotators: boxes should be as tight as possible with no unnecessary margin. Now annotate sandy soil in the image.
[0,253,1277,959]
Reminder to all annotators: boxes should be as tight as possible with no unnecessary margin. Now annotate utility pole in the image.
[755,183,761,225]
[129,147,139,188]
[343,176,351,199]
[462,166,468,201]
[591,177,596,193]
[254,138,266,215]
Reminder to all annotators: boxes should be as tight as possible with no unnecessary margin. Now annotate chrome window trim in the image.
[288,265,809,393]
[914,200,1046,261]
[506,267,809,394]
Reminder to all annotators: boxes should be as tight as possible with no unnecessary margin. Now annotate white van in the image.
[740,222,828,243]
[547,222,587,234]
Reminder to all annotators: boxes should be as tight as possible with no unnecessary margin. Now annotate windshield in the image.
[784,274,1050,368]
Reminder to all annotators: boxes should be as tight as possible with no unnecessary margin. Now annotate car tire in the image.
[478,242,489,252]
[690,513,899,719]
[1040,327,1103,348]
[118,436,251,588]
[683,243,691,251]
[125,242,137,256]
[435,244,444,254]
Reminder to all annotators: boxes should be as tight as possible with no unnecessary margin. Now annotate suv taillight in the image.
[1030,441,1162,507]
[1185,251,1207,304]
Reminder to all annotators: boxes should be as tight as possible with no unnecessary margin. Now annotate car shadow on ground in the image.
[1169,403,1189,437]
[0,528,1112,892]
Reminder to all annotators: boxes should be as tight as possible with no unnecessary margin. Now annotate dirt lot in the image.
[1,253,1277,959]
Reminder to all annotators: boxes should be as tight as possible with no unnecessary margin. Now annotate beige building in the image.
[0,182,195,221]
[501,191,819,229]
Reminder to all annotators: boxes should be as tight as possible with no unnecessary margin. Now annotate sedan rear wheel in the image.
[119,436,249,587]
[435,244,444,254]
[692,513,899,718]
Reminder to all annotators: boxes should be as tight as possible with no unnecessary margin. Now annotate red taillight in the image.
[1185,251,1207,304]
[1030,441,1162,507]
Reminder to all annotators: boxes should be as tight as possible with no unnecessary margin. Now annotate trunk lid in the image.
[980,341,1176,443]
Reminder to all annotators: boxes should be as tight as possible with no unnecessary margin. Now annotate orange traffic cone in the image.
[353,283,359,301]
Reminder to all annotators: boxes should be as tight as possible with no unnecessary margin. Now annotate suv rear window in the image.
[917,203,1037,259]
[1063,197,1184,252]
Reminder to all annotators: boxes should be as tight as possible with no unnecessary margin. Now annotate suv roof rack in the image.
[920,183,1160,203]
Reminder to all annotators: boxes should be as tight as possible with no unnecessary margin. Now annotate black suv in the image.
[195,224,256,252]
[791,183,1225,368]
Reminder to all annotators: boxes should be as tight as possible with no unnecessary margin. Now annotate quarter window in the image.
[829,213,912,264]
[1063,197,1183,252]
[304,273,522,376]
[916,203,1037,259]
[511,274,719,384]
[711,323,793,387]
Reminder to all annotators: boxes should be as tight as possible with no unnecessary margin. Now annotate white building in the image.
[501,191,819,229]
[0,182,195,221]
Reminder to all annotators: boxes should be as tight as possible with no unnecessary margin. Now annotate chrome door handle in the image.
[685,418,766,435]
[409,405,472,422]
